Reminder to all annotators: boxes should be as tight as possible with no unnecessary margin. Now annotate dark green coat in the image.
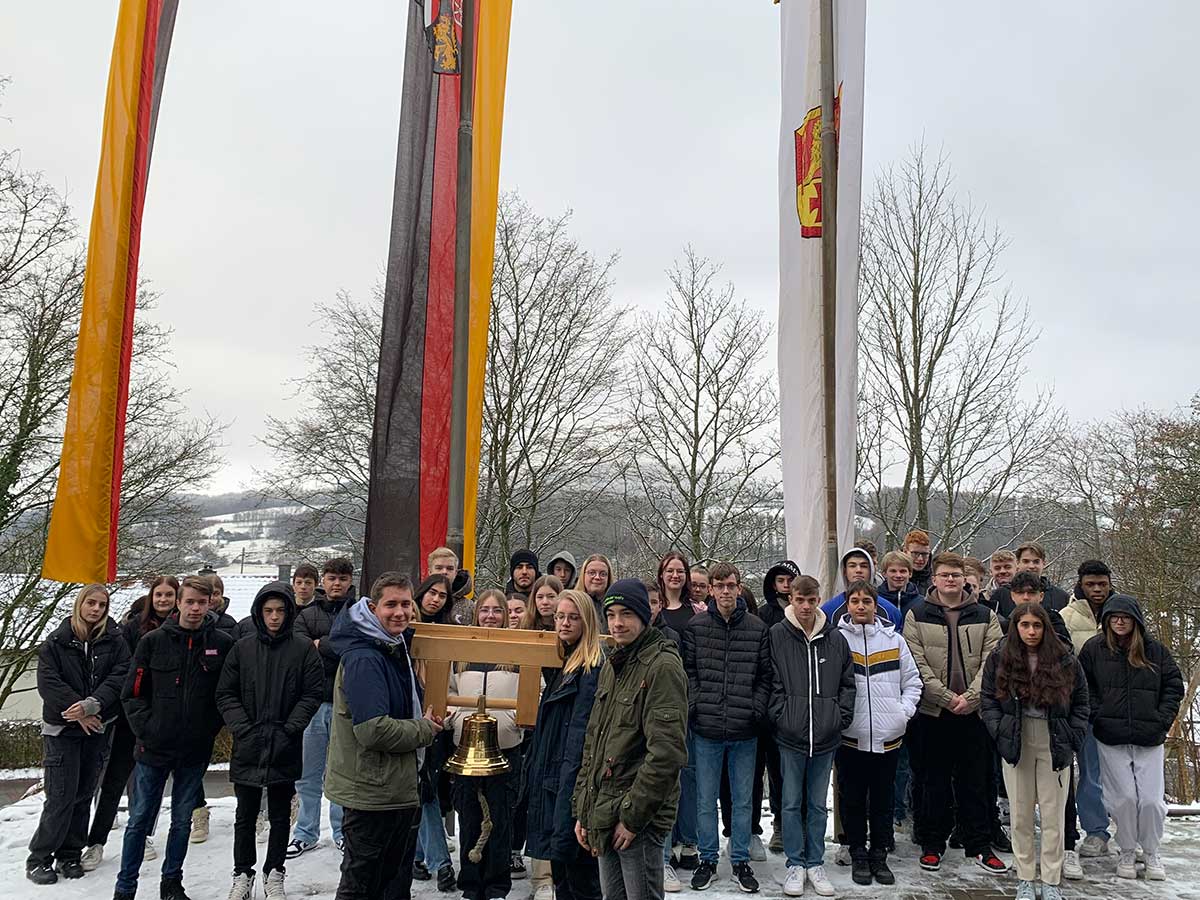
[572,627,688,854]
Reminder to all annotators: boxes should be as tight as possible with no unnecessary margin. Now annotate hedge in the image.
[0,720,233,770]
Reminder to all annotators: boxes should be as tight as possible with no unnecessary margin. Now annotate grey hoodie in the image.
[545,550,578,587]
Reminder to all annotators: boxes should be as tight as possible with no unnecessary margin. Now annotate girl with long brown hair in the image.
[1078,595,1183,882]
[519,575,563,632]
[655,551,698,634]
[981,603,1088,900]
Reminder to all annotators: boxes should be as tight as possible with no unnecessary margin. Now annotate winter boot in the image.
[850,847,872,885]
[869,848,895,885]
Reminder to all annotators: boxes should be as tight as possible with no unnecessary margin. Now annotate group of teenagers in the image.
[22,533,1185,900]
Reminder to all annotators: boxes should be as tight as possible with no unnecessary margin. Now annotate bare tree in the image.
[257,288,379,560]
[623,247,781,571]
[856,145,1059,552]
[0,149,223,705]
[474,196,629,585]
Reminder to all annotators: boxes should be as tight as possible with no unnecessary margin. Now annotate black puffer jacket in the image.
[217,583,324,786]
[980,646,1089,770]
[682,600,772,741]
[1078,595,1184,747]
[758,560,800,630]
[768,608,855,755]
[38,618,131,731]
[294,592,352,702]
[122,612,235,767]
[989,577,1070,618]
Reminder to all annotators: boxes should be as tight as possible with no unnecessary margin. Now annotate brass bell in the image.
[444,695,511,777]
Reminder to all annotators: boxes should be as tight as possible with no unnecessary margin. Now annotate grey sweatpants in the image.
[1095,741,1166,855]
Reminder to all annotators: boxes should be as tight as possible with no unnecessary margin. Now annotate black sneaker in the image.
[114,893,135,900]
[57,860,85,880]
[160,877,193,900]
[436,864,456,892]
[973,852,1010,875]
[26,863,57,885]
[851,852,872,886]
[413,861,432,881]
[677,848,700,870]
[870,851,895,885]
[731,862,759,893]
[691,861,719,891]
[919,850,942,871]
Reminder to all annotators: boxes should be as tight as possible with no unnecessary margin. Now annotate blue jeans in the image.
[693,735,756,864]
[115,760,206,893]
[892,744,911,823]
[670,732,697,849]
[780,749,835,869]
[1076,726,1110,839]
[293,702,343,844]
[416,799,451,872]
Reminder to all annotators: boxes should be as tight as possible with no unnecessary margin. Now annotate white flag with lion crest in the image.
[777,0,866,590]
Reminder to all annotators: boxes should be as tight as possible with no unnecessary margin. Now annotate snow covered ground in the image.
[1,790,1198,900]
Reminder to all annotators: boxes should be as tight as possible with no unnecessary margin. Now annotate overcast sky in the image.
[2,1,1197,493]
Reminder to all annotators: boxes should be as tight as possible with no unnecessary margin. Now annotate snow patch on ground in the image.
[0,793,1196,899]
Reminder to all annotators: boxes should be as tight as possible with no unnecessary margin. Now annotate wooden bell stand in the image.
[410,622,564,726]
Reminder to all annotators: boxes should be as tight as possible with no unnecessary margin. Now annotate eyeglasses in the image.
[935,572,963,580]
[909,550,931,559]
[553,613,582,623]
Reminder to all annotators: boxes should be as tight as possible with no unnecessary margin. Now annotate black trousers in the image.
[454,751,519,900]
[335,806,420,900]
[551,856,602,900]
[835,746,899,854]
[908,712,993,857]
[1063,759,1079,852]
[28,733,109,867]
[233,783,295,877]
[87,718,137,846]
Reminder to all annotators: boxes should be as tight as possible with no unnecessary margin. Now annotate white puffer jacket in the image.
[448,666,522,749]
[837,615,922,753]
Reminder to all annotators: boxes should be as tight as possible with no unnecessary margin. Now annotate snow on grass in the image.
[0,793,1196,899]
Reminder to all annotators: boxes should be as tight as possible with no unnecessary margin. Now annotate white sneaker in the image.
[664,864,682,893]
[80,844,104,872]
[228,872,254,900]
[807,865,835,897]
[533,885,555,900]
[1144,852,1166,881]
[264,868,287,898]
[256,810,268,844]
[190,806,211,843]
[1116,850,1137,879]
[783,866,806,897]
[749,834,767,862]
[1077,834,1108,857]
[1015,880,1036,900]
[1062,849,1083,880]
[834,845,851,866]
[144,836,157,860]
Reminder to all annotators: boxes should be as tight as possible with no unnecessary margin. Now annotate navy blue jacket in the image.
[326,603,422,726]
[524,661,600,863]
[822,592,904,631]
[878,581,923,622]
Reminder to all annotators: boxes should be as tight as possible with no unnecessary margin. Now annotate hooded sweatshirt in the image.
[822,549,903,631]
[545,550,578,588]
[759,560,801,630]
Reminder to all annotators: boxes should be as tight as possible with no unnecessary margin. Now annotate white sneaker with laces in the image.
[834,845,851,866]
[807,865,835,897]
[264,869,287,899]
[783,866,806,897]
[284,838,318,859]
[227,872,254,900]
[749,834,767,862]
[190,806,210,843]
[664,864,682,893]
[1144,852,1166,881]
[1116,850,1137,879]
[144,836,157,860]
[80,844,103,872]
[1062,849,1083,880]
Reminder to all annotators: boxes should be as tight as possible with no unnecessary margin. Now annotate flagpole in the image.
[447,0,477,563]
[818,0,840,594]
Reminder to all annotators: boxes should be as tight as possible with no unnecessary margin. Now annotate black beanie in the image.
[603,578,652,626]
[510,549,539,574]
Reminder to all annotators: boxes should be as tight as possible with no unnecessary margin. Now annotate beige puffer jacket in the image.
[1060,594,1105,654]
[903,591,1002,716]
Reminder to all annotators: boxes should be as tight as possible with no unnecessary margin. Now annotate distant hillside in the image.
[177,491,296,518]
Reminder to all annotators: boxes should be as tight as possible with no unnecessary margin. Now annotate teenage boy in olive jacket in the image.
[573,579,688,900]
